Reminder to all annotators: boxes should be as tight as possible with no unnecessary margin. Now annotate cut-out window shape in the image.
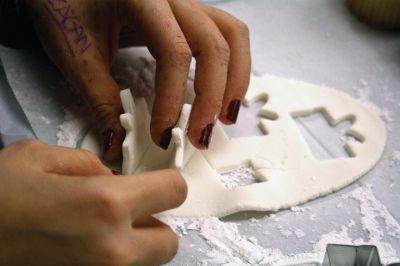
[218,166,258,189]
[222,99,278,138]
[292,109,362,160]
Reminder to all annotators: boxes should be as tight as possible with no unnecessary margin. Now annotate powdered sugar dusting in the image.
[218,166,257,189]
[343,185,400,241]
[56,105,90,148]
[390,150,400,167]
[352,79,393,124]
[162,184,399,265]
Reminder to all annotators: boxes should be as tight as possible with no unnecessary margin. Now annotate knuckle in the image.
[166,42,192,68]
[14,139,43,150]
[210,38,230,65]
[3,140,45,163]
[89,187,124,225]
[235,19,250,37]
[77,149,102,168]
[93,103,122,128]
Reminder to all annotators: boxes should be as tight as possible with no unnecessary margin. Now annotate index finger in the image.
[120,0,192,150]
[123,169,187,218]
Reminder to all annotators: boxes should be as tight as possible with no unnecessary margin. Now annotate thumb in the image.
[69,63,125,161]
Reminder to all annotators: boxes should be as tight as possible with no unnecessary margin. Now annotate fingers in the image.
[120,0,191,150]
[39,144,112,176]
[169,0,229,149]
[130,217,179,266]
[125,169,187,218]
[120,1,251,151]
[49,168,183,265]
[26,0,125,161]
[119,26,147,48]
[200,4,251,125]
[5,140,112,176]
[68,62,125,162]
[83,169,187,219]
[88,217,178,266]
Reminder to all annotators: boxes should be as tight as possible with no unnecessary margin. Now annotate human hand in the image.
[0,140,187,266]
[24,0,251,158]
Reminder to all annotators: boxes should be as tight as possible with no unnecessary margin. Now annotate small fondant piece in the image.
[120,90,151,174]
[170,104,195,170]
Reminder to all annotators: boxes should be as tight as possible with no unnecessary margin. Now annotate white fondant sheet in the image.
[113,74,386,217]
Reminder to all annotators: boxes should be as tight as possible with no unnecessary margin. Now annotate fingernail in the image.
[199,123,214,149]
[159,127,173,150]
[102,128,114,155]
[112,170,121,175]
[227,99,241,123]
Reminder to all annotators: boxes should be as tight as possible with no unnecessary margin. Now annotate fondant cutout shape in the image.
[82,75,386,217]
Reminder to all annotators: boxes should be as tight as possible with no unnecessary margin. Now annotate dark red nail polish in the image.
[112,170,121,175]
[227,99,241,123]
[199,123,214,149]
[102,129,114,155]
[159,127,173,150]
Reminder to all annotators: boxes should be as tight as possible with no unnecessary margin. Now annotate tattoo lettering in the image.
[45,0,91,57]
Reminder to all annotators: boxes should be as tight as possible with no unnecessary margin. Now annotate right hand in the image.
[0,140,187,266]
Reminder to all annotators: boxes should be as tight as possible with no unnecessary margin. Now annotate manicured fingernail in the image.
[102,128,114,155]
[112,170,121,175]
[199,123,214,149]
[159,127,173,150]
[227,99,241,123]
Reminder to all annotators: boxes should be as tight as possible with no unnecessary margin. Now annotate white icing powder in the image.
[218,166,257,189]
[348,219,355,228]
[294,229,305,238]
[162,216,293,265]
[390,150,400,167]
[352,79,393,124]
[279,228,293,238]
[39,115,51,125]
[161,184,399,265]
[56,105,90,148]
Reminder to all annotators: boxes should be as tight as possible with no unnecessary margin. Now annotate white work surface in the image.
[1,0,399,265]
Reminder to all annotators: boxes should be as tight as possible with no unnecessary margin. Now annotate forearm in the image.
[0,0,37,48]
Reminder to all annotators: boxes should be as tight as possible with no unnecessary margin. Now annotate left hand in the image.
[24,0,251,157]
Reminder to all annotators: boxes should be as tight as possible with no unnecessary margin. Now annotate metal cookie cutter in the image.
[322,244,384,266]
[287,244,399,266]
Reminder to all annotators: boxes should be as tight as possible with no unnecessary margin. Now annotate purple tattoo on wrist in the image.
[44,0,92,57]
